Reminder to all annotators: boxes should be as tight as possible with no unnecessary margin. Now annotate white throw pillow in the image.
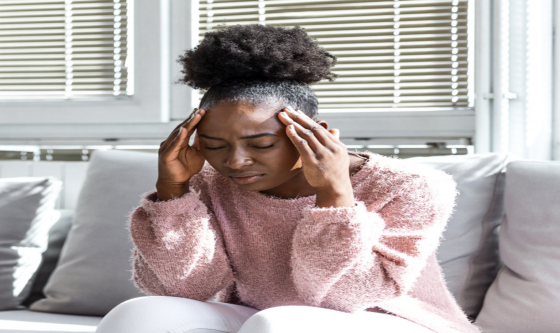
[0,177,62,310]
[406,153,516,319]
[475,160,560,333]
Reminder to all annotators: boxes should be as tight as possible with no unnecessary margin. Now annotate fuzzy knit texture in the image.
[128,152,481,333]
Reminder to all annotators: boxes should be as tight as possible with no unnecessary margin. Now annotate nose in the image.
[224,147,254,169]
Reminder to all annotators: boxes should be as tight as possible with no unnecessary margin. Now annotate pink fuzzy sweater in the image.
[128,152,481,333]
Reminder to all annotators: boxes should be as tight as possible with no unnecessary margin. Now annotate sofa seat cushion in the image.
[0,310,101,333]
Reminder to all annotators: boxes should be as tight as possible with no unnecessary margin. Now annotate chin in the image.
[230,176,288,194]
[231,182,262,191]
[227,174,269,190]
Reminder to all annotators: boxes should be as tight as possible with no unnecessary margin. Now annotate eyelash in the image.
[205,144,274,150]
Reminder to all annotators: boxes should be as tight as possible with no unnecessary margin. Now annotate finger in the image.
[192,132,200,150]
[286,124,317,164]
[161,126,188,159]
[175,108,203,135]
[329,128,340,140]
[281,107,336,146]
[160,110,196,151]
[160,126,184,153]
[174,108,199,132]
[167,108,206,155]
[160,123,183,152]
[278,111,321,152]
[289,121,324,153]
[183,109,205,145]
[161,109,205,152]
[166,108,201,142]
[176,108,206,154]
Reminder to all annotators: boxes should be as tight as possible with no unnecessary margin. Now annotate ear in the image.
[315,120,341,140]
[316,120,329,130]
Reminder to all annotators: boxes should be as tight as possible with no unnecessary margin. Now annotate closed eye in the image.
[205,144,274,150]
[255,144,274,149]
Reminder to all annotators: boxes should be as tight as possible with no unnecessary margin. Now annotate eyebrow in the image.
[199,133,278,140]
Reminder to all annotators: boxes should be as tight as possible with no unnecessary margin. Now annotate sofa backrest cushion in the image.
[27,150,513,319]
[0,177,62,310]
[475,160,560,332]
[29,150,156,316]
[407,153,514,319]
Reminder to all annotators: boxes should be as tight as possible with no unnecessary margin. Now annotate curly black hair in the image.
[177,24,337,118]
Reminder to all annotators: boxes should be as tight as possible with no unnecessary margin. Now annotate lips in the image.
[229,173,265,185]
[229,173,264,178]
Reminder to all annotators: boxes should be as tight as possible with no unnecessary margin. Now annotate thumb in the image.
[192,132,200,150]
[329,128,340,140]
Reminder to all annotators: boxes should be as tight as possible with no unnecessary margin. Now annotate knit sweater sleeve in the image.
[128,174,234,301]
[291,169,457,313]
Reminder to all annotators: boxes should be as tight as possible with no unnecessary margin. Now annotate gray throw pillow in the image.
[21,210,73,307]
[30,150,157,316]
[475,160,560,333]
[407,153,516,320]
[0,177,62,310]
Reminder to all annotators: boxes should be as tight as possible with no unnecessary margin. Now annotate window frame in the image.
[486,0,555,160]
[554,0,560,161]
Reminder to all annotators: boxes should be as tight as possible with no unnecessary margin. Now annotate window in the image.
[199,0,471,111]
[0,0,131,100]
[196,0,476,146]
[0,0,477,148]
[0,0,186,130]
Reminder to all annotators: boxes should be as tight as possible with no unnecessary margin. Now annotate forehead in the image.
[197,101,283,134]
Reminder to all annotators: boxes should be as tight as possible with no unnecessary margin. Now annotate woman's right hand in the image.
[156,108,206,200]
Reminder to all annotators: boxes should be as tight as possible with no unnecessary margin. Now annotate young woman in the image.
[96,25,480,333]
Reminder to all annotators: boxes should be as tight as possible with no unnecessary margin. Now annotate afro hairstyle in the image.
[177,24,337,118]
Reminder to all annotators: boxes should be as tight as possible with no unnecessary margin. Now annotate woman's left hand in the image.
[278,106,354,205]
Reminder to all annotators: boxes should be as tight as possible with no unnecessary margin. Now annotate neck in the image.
[258,152,368,199]
[258,169,317,199]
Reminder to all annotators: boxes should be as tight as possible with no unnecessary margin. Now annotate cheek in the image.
[199,150,211,162]
[199,150,222,172]
[273,144,301,172]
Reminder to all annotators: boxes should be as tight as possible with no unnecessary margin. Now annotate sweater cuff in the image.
[141,187,207,218]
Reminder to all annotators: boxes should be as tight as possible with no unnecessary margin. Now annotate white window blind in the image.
[0,0,131,100]
[199,0,470,111]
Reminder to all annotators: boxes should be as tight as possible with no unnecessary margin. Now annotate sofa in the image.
[0,149,558,333]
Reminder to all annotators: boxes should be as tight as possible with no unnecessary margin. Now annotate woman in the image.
[96,25,480,333]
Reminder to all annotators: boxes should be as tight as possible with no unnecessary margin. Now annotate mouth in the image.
[229,174,265,185]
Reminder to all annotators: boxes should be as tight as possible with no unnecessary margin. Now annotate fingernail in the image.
[285,106,296,113]
[280,111,289,118]
[289,124,295,131]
